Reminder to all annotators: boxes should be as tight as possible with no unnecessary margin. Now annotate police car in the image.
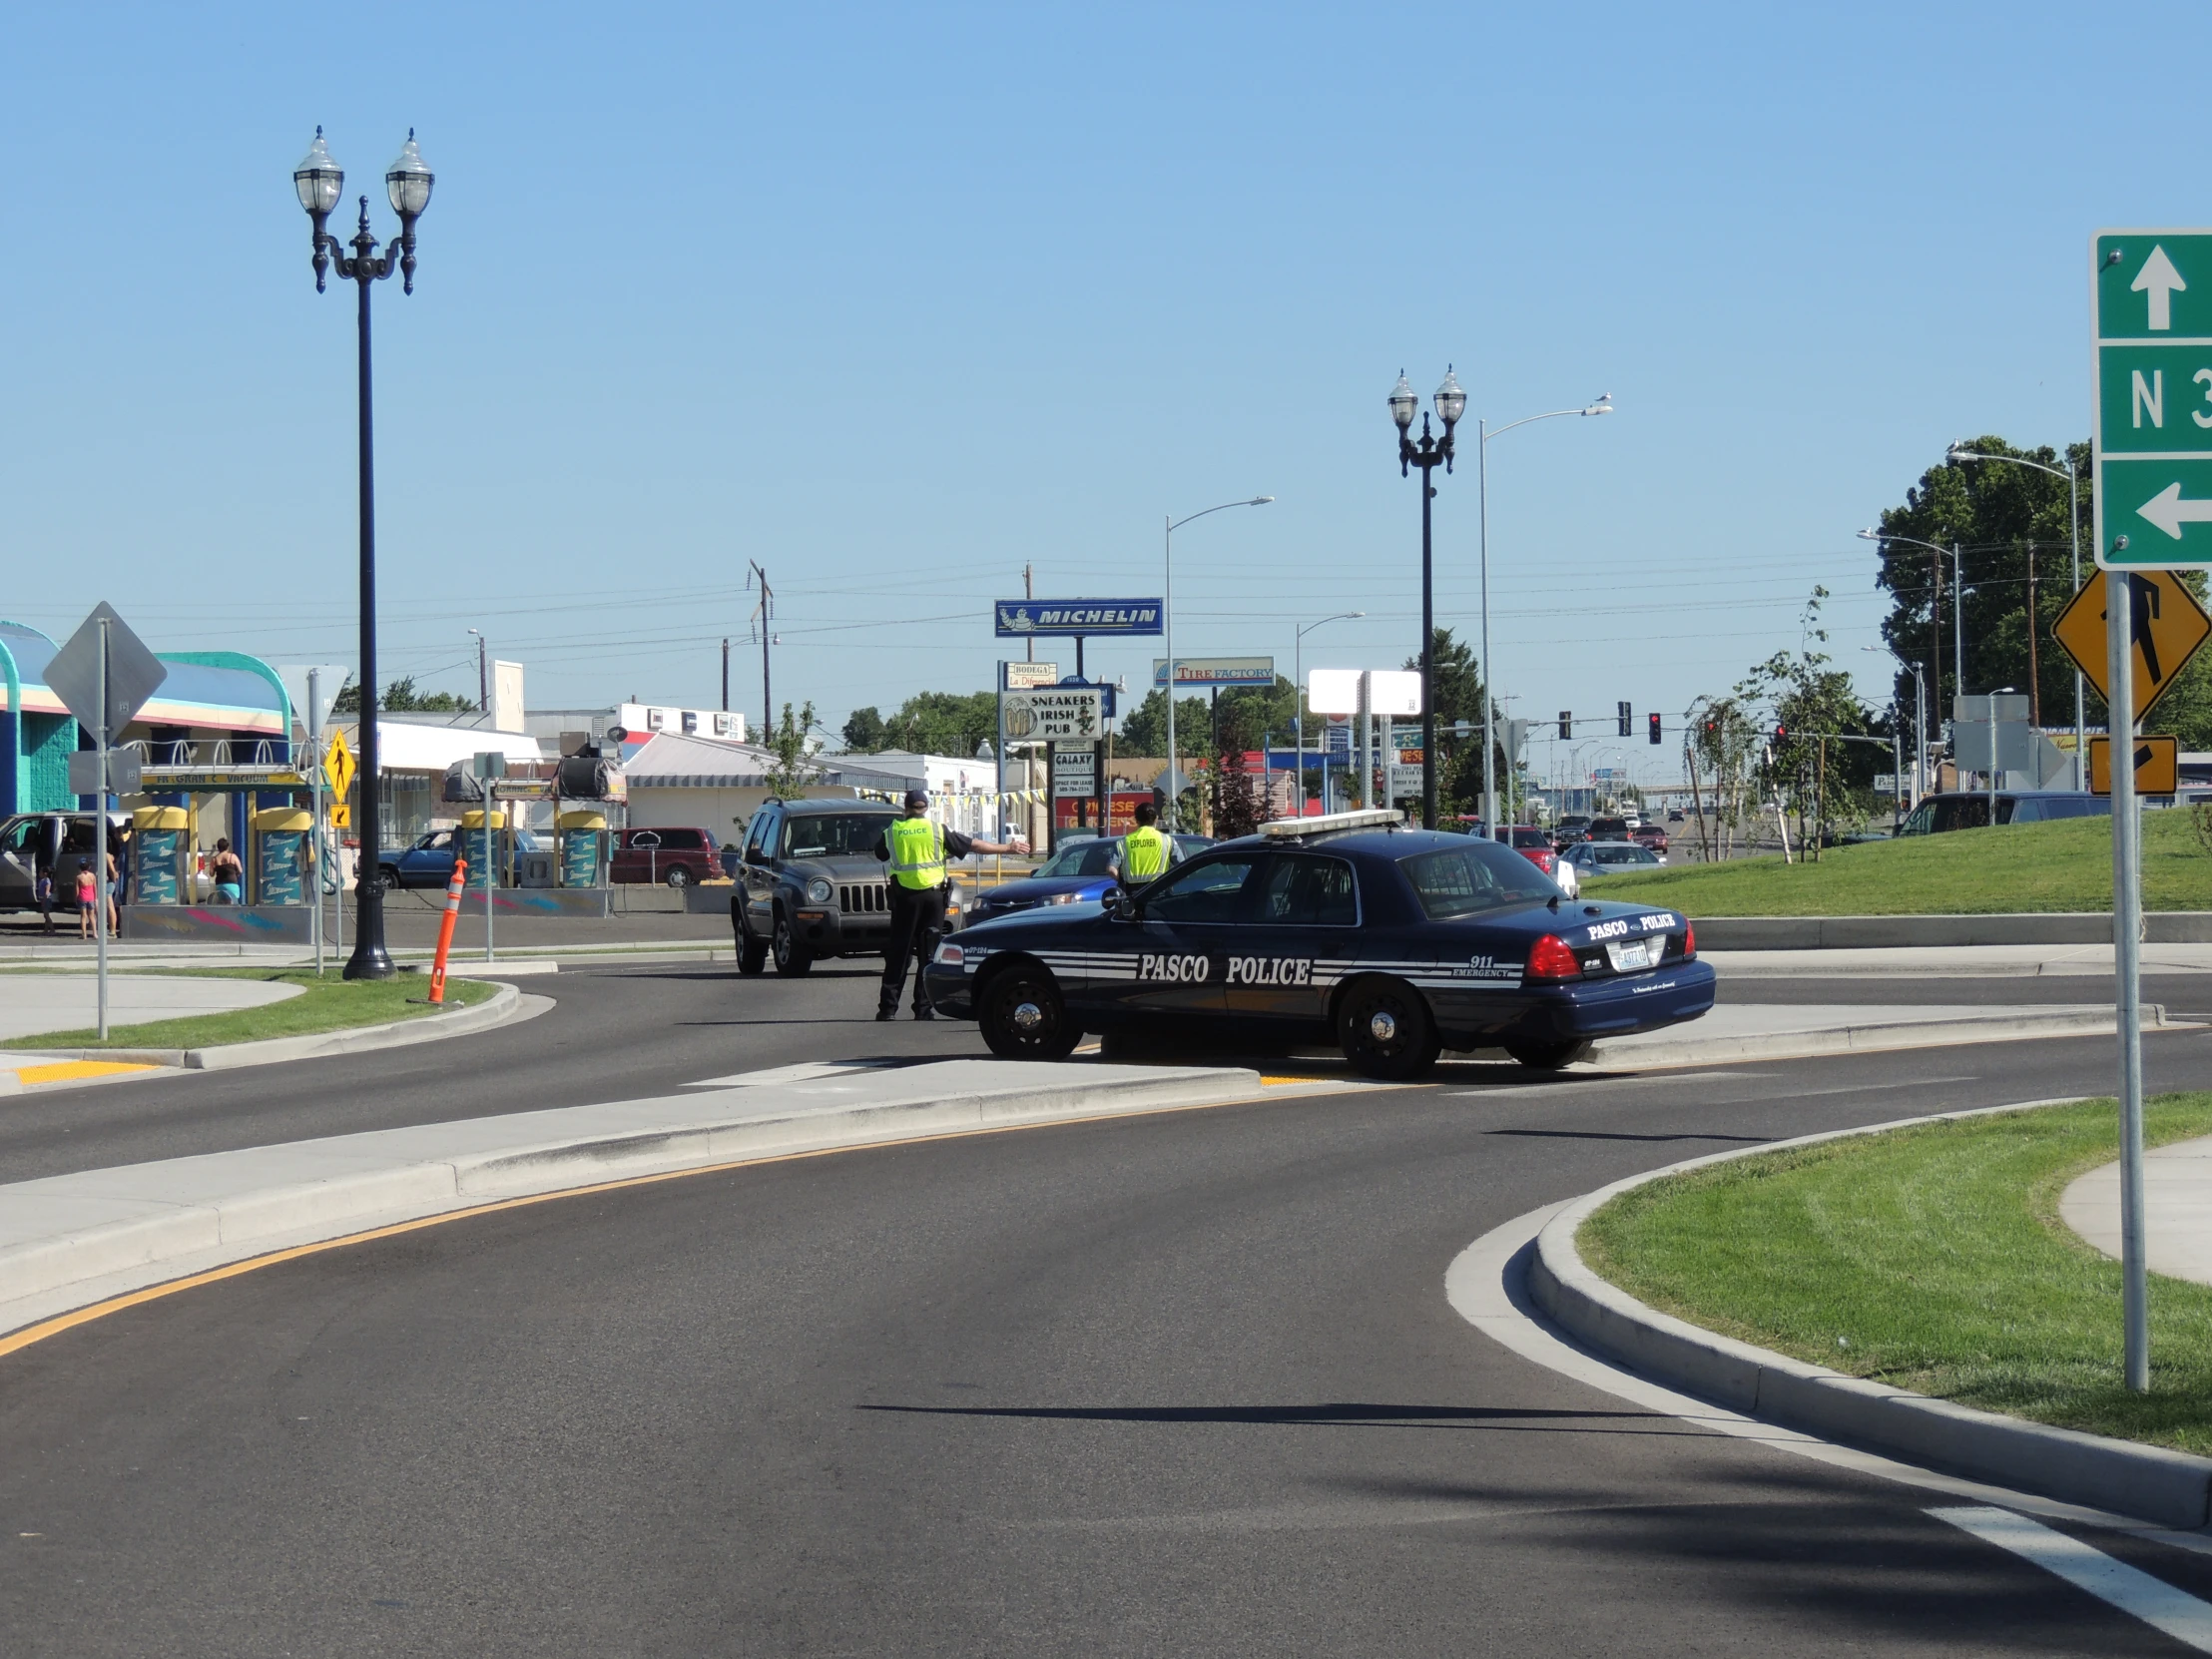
[921,809,1715,1080]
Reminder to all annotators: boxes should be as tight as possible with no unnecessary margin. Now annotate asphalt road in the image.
[6,993,2212,1650]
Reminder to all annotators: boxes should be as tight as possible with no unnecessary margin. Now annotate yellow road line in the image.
[0,1081,1322,1366]
[10,1060,160,1085]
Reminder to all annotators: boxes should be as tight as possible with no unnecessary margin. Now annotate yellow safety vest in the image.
[1121,825,1171,880]
[885,816,945,890]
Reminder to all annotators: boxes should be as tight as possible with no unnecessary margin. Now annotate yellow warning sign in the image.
[328,804,351,830]
[2052,569,2212,724]
[2088,735,2181,796]
[322,731,356,803]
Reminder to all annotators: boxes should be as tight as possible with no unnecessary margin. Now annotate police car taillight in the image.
[1526,934,1580,980]
[1683,921,1695,957]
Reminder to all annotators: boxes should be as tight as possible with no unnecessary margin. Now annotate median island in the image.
[0,967,498,1054]
[1578,1093,2212,1453]
[1584,810,2209,915]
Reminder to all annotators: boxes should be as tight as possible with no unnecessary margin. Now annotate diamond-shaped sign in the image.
[2052,569,2212,723]
[44,602,167,745]
[323,731,356,803]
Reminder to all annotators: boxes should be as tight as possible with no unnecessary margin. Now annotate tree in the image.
[1734,589,1873,857]
[1872,436,2212,749]
[840,707,888,753]
[331,675,472,715]
[763,701,819,797]
[1116,688,1212,757]
[881,690,998,757]
[1399,627,1499,816]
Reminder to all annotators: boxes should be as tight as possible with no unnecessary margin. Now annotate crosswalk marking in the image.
[1931,1505,2212,1652]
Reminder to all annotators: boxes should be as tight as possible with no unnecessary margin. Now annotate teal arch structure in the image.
[0,622,76,817]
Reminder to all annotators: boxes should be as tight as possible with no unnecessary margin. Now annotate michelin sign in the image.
[995,598,1165,638]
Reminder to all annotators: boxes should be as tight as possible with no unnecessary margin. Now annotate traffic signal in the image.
[1558,710,1572,740]
[1617,700,1631,738]
[1648,713,1662,746]
[1773,723,1789,746]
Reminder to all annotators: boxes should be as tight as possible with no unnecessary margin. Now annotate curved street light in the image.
[1163,496,1274,830]
[1859,526,1962,717]
[293,127,433,980]
[1947,442,2086,789]
[1472,394,1612,831]
[1295,610,1364,813]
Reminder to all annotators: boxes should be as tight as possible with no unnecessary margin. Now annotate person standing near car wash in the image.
[874,789,1027,1021]
[1111,801,1174,885]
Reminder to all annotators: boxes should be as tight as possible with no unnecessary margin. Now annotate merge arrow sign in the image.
[44,602,168,746]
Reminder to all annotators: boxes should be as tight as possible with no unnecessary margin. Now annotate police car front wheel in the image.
[979,966,1081,1061]
[1338,978,1440,1081]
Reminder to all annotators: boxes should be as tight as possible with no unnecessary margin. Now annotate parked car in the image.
[1893,792,2112,835]
[1487,825,1577,895]
[610,826,725,887]
[968,832,1213,923]
[1563,840,1668,876]
[376,826,546,892]
[1632,825,1670,855]
[1586,817,1634,842]
[0,812,126,910]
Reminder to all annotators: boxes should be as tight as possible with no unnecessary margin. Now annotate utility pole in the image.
[749,562,773,733]
[468,627,487,714]
[1023,562,1034,663]
[721,637,730,715]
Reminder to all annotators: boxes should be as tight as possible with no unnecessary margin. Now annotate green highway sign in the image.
[2095,230,2212,570]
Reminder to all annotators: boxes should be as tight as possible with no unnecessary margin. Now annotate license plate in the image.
[1605,937,1660,971]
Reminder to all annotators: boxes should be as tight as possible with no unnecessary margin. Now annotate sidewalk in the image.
[1583,1001,2180,1069]
[2063,1139,2212,1287]
[1706,943,2212,978]
[0,975,301,1041]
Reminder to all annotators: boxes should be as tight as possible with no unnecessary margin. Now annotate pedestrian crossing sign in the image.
[2051,568,2212,724]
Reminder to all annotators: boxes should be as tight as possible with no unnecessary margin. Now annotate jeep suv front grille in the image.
[839,881,889,914]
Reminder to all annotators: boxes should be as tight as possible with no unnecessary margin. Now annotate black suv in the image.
[732,799,972,975]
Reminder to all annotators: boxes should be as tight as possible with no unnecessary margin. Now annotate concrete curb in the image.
[1692,913,2212,949]
[1583,1005,2180,1069]
[7,979,536,1073]
[1527,1101,2212,1529]
[0,1061,1266,1343]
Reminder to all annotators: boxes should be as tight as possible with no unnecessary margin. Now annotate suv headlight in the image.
[806,876,833,903]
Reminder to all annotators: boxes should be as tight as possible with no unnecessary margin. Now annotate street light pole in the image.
[1468,394,1614,831]
[1295,611,1364,814]
[1163,496,1274,831]
[1947,444,2087,789]
[1863,645,1928,812]
[294,127,432,981]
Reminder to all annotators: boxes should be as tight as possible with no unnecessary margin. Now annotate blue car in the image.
[967,832,1212,922]
[376,827,542,891]
[922,810,1715,1079]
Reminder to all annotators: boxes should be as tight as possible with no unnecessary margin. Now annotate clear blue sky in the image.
[3,2,2194,786]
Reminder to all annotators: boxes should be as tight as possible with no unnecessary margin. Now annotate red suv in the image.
[1490,825,1563,878]
[610,826,724,887]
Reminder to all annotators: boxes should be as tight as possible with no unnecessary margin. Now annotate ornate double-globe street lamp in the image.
[292,128,433,979]
[1389,368,1465,828]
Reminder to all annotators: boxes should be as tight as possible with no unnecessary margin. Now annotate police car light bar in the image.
[1260,808,1404,837]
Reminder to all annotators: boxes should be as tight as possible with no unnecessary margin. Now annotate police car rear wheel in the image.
[980,967,1080,1061]
[1338,979,1440,1081]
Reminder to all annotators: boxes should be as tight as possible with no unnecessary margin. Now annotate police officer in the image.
[1111,802,1175,885]
[874,791,1027,1020]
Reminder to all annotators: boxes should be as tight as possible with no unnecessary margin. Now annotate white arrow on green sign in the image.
[2094,230,2212,571]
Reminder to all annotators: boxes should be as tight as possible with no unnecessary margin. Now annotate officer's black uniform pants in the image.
[881,884,949,1012]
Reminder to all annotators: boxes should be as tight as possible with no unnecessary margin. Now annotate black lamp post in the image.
[1390,367,1463,830]
[293,127,432,980]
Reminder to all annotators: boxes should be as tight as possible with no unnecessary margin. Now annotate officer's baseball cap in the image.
[903,789,929,810]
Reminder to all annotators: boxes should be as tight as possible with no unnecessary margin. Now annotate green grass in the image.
[1587,807,2212,915]
[1580,1094,2212,1452]
[0,967,498,1053]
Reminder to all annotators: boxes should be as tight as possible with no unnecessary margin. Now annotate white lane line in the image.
[1931,1506,2212,1651]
